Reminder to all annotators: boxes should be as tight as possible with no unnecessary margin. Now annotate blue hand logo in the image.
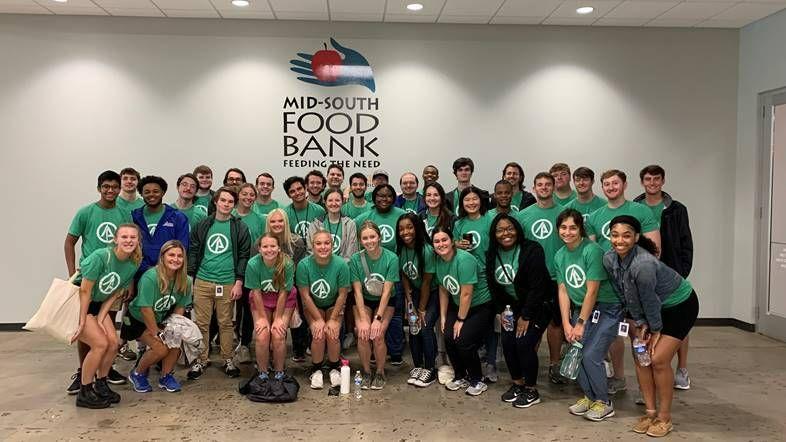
[289,38,376,93]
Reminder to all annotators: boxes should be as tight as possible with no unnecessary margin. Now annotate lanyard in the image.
[293,204,310,239]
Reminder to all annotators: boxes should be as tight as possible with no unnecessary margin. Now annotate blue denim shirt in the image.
[602,245,684,332]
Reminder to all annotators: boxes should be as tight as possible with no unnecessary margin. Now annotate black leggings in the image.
[501,315,546,387]
[235,288,253,346]
[444,302,494,384]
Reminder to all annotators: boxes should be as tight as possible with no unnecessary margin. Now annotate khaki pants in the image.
[193,278,235,362]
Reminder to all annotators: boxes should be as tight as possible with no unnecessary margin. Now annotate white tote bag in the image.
[24,274,81,345]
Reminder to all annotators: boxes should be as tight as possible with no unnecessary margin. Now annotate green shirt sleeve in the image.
[244,256,261,290]
[135,271,158,308]
[348,254,362,283]
[68,206,87,237]
[637,204,660,233]
[423,246,436,274]
[584,244,608,281]
[295,259,309,288]
[457,252,478,286]
[80,249,108,281]
[384,252,400,283]
[586,212,598,237]
[337,260,351,288]
[554,249,566,284]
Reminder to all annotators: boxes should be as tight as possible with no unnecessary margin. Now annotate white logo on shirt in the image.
[311,279,331,299]
[196,205,208,215]
[443,275,460,296]
[331,235,341,254]
[602,221,611,240]
[465,231,481,251]
[403,261,419,280]
[379,225,394,244]
[207,233,229,254]
[154,295,176,312]
[98,272,121,295]
[147,223,157,236]
[261,279,275,292]
[295,221,309,238]
[531,219,553,240]
[495,265,516,285]
[565,264,587,289]
[96,222,117,244]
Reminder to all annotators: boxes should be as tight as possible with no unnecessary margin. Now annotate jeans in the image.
[444,302,494,384]
[501,314,546,386]
[384,282,405,358]
[409,287,439,370]
[573,302,623,403]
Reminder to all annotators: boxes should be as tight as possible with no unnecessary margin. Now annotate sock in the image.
[312,361,324,373]
[327,359,341,370]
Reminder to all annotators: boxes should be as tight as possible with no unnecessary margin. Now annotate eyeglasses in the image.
[100,184,120,191]
[495,226,516,234]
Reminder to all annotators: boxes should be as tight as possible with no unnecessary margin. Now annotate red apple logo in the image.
[311,43,343,82]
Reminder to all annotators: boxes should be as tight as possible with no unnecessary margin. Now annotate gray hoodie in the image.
[603,245,685,332]
[306,216,358,262]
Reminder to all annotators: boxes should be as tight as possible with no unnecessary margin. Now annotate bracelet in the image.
[456,317,465,323]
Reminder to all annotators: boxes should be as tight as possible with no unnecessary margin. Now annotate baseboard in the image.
[0,323,25,331]
[695,318,756,332]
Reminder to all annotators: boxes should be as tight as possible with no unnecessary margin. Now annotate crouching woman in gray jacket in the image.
[603,215,699,438]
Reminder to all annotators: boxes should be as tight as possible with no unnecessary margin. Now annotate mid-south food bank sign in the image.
[283,38,381,169]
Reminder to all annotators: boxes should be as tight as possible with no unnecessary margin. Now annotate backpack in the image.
[239,373,300,403]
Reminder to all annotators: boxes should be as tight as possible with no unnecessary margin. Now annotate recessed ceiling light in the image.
[407,3,424,11]
[576,6,594,15]
[52,0,68,3]
[232,0,250,7]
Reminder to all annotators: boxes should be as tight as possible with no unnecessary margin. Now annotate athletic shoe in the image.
[75,384,110,409]
[257,371,270,382]
[187,361,205,380]
[329,369,341,388]
[128,369,153,393]
[437,365,454,385]
[501,384,524,403]
[674,368,691,390]
[360,372,373,390]
[408,368,424,385]
[569,396,591,416]
[94,377,121,404]
[390,355,403,366]
[413,368,437,388]
[445,378,470,391]
[607,377,627,394]
[513,388,541,408]
[633,415,654,434]
[235,345,252,364]
[465,381,488,396]
[483,363,499,383]
[117,343,137,361]
[635,392,645,405]
[66,370,81,395]
[107,367,127,385]
[549,364,567,385]
[291,354,307,363]
[370,373,386,390]
[274,371,285,381]
[224,359,240,378]
[584,400,615,422]
[158,373,182,393]
[310,370,324,389]
[342,332,355,351]
[646,419,673,437]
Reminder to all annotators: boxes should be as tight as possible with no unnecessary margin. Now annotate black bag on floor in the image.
[239,374,300,403]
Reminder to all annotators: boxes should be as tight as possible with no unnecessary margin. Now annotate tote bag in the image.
[24,273,81,345]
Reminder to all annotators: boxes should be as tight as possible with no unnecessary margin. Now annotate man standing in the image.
[193,165,214,216]
[550,163,577,206]
[305,170,327,207]
[173,173,207,231]
[564,167,606,221]
[422,165,439,187]
[187,187,251,380]
[365,169,390,202]
[395,172,425,214]
[635,164,694,390]
[487,180,514,218]
[501,162,535,211]
[325,164,345,195]
[445,157,490,215]
[116,167,144,213]
[283,176,327,241]
[223,168,246,187]
[64,170,131,394]
[253,172,280,217]
[514,172,567,384]
[342,172,371,219]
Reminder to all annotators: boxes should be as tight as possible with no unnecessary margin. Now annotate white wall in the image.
[0,15,738,323]
[735,9,786,323]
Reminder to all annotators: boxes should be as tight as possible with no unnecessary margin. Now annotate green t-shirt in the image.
[68,202,132,266]
[193,194,212,217]
[284,202,326,240]
[399,195,421,214]
[586,200,660,251]
[174,203,207,231]
[323,218,344,255]
[399,244,437,290]
[663,278,693,308]
[452,213,493,267]
[116,196,144,214]
[449,189,462,216]
[434,249,492,307]
[565,195,607,221]
[553,189,577,206]
[646,201,665,223]
[252,199,280,217]
[233,210,266,248]
[554,239,618,306]
[515,202,565,279]
[129,267,192,323]
[486,208,512,220]
[424,213,439,238]
[354,207,406,252]
[244,254,294,293]
[196,219,235,284]
[349,249,401,301]
[490,246,519,298]
[80,248,138,303]
[342,199,371,219]
[143,206,165,236]
[510,191,528,212]
[295,255,350,309]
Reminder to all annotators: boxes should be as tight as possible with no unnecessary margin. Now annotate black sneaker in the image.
[501,384,524,403]
[549,364,566,385]
[107,367,127,385]
[75,384,110,409]
[187,361,205,380]
[94,378,121,404]
[291,354,306,363]
[513,388,541,408]
[413,368,437,388]
[224,359,240,378]
[66,370,81,395]
[390,355,404,366]
[117,343,137,362]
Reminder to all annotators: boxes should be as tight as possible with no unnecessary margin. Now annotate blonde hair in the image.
[266,208,294,255]
[258,233,291,291]
[115,223,143,265]
[155,240,189,294]
[238,182,257,197]
[358,220,381,239]
[310,229,334,255]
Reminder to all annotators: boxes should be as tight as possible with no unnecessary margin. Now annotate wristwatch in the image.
[576,317,585,325]
[456,317,465,323]
[374,314,382,321]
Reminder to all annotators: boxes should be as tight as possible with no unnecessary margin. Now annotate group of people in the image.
[62,158,698,438]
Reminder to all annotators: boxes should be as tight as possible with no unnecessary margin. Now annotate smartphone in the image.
[462,233,473,244]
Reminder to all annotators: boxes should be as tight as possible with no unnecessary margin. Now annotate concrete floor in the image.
[0,326,783,441]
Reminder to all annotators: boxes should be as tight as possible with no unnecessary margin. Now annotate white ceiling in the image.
[1,0,784,28]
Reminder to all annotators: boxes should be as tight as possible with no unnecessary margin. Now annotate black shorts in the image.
[358,295,396,314]
[660,290,699,341]
[87,301,102,316]
[120,314,148,341]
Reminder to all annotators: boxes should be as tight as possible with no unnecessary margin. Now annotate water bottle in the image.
[559,341,583,380]
[354,370,363,400]
[407,300,421,335]
[340,359,351,394]
[502,305,515,332]
[633,338,651,366]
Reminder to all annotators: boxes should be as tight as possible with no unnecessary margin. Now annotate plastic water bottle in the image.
[560,341,584,380]
[354,370,363,400]
[633,338,651,366]
[340,359,351,395]
[407,300,421,335]
[502,305,515,332]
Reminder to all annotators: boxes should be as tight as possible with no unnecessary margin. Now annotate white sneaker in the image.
[310,370,324,389]
[484,363,499,383]
[445,378,470,391]
[437,365,454,385]
[408,368,424,385]
[329,369,341,387]
[465,381,488,396]
[674,368,691,390]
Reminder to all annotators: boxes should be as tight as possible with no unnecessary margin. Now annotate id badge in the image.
[591,310,600,324]
[215,285,224,297]
[617,322,629,337]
